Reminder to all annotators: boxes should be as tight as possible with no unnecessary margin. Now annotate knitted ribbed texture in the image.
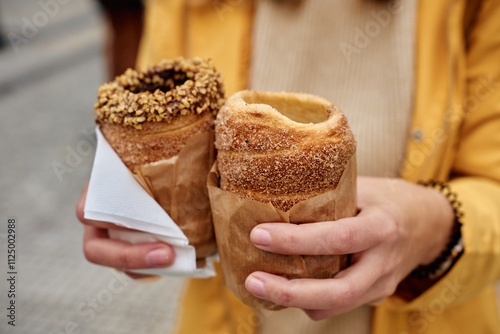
[250,0,416,178]
[249,0,416,333]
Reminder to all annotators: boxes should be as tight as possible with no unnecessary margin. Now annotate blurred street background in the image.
[0,0,183,333]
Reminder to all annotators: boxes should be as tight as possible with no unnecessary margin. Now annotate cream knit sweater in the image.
[249,0,417,332]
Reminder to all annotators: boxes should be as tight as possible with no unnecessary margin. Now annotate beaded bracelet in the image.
[409,180,465,280]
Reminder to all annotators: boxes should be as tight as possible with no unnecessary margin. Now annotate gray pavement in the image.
[0,1,183,333]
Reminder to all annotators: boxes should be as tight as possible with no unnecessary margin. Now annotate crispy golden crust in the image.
[215,90,356,211]
[94,57,225,129]
[101,112,214,170]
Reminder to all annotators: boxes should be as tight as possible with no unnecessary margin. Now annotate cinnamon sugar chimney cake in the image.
[211,90,357,309]
[215,90,356,211]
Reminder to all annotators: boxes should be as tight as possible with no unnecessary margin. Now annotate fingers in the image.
[250,207,387,255]
[245,253,383,313]
[78,184,175,273]
[83,225,175,269]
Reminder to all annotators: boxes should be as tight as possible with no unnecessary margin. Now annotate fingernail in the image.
[246,275,265,297]
[251,228,271,246]
[146,248,170,267]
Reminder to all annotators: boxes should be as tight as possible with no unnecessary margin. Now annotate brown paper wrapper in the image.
[208,155,357,310]
[132,129,217,263]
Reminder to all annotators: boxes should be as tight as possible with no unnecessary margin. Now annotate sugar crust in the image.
[215,90,356,211]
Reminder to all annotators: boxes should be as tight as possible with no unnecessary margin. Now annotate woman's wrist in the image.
[396,181,464,301]
[410,181,464,280]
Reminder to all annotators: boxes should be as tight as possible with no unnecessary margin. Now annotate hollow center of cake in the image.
[127,70,189,94]
[242,94,329,124]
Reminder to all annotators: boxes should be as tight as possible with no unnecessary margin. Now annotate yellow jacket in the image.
[136,0,500,333]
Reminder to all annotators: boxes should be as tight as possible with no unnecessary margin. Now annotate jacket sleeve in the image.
[446,0,500,303]
[385,0,500,310]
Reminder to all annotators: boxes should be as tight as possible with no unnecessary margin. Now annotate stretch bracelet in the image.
[410,180,464,280]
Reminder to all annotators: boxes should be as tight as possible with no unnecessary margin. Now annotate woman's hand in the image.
[76,184,175,273]
[244,176,454,320]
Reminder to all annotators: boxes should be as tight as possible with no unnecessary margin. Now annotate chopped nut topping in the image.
[94,57,225,129]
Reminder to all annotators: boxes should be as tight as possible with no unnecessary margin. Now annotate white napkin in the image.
[84,127,216,277]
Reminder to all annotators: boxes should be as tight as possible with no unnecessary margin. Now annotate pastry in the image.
[215,90,356,211]
[94,57,225,259]
[95,57,224,169]
[211,90,357,309]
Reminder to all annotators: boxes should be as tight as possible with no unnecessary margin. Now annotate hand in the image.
[244,176,454,320]
[76,184,175,274]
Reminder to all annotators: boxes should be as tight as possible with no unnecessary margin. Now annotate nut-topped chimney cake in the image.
[94,57,225,261]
